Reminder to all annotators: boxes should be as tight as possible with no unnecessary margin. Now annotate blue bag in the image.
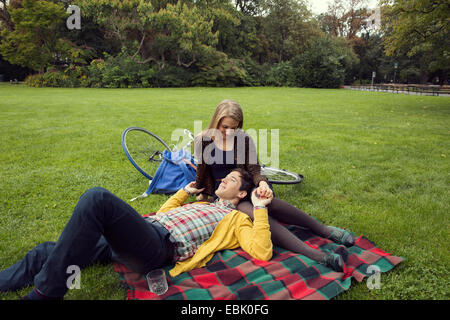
[130,149,196,201]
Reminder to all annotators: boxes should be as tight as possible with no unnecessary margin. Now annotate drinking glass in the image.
[146,269,168,295]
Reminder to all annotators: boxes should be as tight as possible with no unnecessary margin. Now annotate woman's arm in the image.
[242,133,273,197]
[242,134,269,187]
[194,135,215,197]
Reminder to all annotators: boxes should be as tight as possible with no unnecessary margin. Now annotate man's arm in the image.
[156,182,205,214]
[234,190,273,261]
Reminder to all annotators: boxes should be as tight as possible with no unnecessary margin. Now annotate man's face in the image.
[215,171,247,201]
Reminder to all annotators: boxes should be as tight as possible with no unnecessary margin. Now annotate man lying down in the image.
[0,168,350,300]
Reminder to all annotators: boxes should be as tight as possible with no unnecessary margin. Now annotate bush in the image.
[241,57,267,86]
[24,38,359,89]
[292,37,358,88]
[88,52,147,88]
[86,59,106,88]
[42,70,68,87]
[264,61,296,87]
[399,67,421,84]
[192,50,247,87]
[149,65,194,88]
[24,74,44,88]
[86,51,193,88]
[25,65,89,88]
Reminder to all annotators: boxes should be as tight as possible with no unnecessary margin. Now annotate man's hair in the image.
[231,168,254,194]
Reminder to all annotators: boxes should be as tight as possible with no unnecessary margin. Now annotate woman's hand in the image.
[256,181,273,199]
[183,182,205,195]
[251,188,273,207]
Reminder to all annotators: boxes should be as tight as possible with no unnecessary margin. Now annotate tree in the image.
[234,0,263,16]
[351,32,383,82]
[0,0,92,73]
[77,0,218,70]
[292,36,358,88]
[319,0,370,47]
[75,0,153,54]
[204,3,262,59]
[260,0,319,63]
[0,0,15,31]
[148,1,218,68]
[381,0,450,82]
[0,0,66,72]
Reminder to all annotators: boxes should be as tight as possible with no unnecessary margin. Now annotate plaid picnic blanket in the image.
[114,223,404,300]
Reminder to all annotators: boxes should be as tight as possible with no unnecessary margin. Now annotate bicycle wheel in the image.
[261,165,303,185]
[121,127,171,180]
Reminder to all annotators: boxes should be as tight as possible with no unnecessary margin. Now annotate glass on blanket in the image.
[146,269,168,295]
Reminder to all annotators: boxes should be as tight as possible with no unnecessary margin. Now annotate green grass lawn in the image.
[0,83,448,300]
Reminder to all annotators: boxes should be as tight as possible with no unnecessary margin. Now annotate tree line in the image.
[0,0,448,88]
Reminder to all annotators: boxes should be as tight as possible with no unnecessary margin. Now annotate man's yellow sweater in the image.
[154,190,273,277]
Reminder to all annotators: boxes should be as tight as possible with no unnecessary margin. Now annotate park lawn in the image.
[0,83,448,300]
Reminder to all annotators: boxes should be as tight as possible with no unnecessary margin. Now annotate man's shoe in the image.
[20,288,63,300]
[327,226,355,247]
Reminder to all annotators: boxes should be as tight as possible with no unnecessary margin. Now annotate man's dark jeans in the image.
[0,187,172,297]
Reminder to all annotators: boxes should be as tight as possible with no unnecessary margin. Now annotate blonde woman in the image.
[193,99,354,272]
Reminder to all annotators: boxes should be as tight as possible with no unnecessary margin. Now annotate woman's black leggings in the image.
[237,198,332,262]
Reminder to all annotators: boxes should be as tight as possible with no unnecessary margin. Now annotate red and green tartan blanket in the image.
[114,223,404,300]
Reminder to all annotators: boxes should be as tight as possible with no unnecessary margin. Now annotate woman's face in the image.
[217,116,239,139]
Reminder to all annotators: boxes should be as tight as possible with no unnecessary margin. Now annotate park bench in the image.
[349,84,450,96]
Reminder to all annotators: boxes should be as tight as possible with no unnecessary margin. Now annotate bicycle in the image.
[121,127,303,185]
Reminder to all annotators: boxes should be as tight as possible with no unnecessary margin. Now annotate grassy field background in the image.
[0,83,448,300]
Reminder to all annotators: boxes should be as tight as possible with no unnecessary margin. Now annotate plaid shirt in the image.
[147,199,235,262]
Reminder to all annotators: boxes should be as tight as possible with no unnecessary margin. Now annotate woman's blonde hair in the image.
[203,99,243,138]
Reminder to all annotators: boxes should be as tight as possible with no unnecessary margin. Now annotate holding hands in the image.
[255,181,273,199]
[251,187,273,207]
[256,181,273,198]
